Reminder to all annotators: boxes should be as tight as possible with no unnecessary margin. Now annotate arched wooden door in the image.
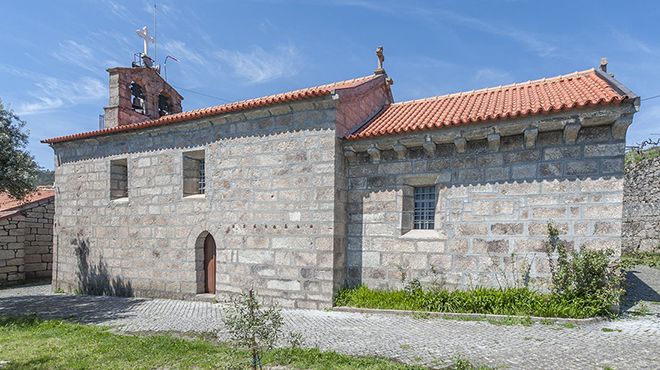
[203,234,216,294]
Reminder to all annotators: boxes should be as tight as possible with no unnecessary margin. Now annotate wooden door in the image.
[203,234,216,294]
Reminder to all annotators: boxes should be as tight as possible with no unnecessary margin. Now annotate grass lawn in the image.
[0,315,425,370]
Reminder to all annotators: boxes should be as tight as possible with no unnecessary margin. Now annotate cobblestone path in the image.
[1,283,658,369]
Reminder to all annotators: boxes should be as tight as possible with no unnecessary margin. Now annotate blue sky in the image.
[1,0,659,169]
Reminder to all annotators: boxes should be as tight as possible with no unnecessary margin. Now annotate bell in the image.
[132,97,143,110]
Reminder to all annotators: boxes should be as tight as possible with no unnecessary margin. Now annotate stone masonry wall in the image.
[0,200,54,284]
[52,97,346,309]
[345,116,628,291]
[623,155,660,252]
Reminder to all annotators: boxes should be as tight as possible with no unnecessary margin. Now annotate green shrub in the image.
[544,223,623,312]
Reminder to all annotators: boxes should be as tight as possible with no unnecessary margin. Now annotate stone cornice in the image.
[342,104,635,157]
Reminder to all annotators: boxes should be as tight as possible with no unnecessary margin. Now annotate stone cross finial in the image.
[375,46,385,75]
[600,57,608,73]
[136,26,155,56]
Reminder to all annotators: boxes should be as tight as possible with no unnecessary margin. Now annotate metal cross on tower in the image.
[136,26,155,56]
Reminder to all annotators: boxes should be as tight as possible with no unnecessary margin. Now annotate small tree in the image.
[0,99,38,198]
[223,289,283,370]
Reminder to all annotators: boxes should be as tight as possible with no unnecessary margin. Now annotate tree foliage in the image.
[0,99,38,198]
[223,289,284,370]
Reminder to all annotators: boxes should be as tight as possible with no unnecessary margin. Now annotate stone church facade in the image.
[44,53,639,308]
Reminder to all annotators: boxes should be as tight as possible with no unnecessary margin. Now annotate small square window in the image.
[183,150,205,196]
[413,186,436,230]
[110,158,128,200]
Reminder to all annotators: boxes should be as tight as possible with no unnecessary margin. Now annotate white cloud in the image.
[16,77,105,116]
[214,45,301,84]
[162,40,206,66]
[51,40,97,73]
[473,68,514,86]
[101,0,131,19]
[144,2,172,16]
[611,31,655,55]
[329,1,556,57]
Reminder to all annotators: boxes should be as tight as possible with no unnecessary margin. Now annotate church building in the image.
[43,42,639,308]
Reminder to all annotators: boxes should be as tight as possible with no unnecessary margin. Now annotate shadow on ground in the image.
[0,294,146,324]
[622,266,660,313]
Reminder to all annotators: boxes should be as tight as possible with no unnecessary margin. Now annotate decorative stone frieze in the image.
[564,122,581,144]
[422,136,436,157]
[392,141,407,160]
[367,144,381,163]
[343,146,357,161]
[612,115,633,140]
[454,137,466,153]
[524,127,539,148]
[487,132,501,152]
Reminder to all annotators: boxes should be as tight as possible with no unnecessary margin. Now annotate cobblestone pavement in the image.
[1,284,658,369]
[623,265,660,315]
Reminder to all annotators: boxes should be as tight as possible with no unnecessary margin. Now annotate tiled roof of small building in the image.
[347,69,633,140]
[0,187,54,220]
[42,75,379,144]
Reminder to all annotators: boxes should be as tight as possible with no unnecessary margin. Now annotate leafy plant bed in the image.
[0,315,423,370]
[335,286,613,319]
[621,251,660,270]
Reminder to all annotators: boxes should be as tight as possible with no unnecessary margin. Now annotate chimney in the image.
[599,57,608,73]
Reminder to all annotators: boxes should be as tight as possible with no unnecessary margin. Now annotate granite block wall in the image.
[345,115,629,291]
[623,155,660,252]
[0,200,54,284]
[52,97,346,308]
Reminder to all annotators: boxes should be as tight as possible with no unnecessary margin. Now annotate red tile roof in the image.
[0,187,54,220]
[347,69,632,140]
[42,75,380,144]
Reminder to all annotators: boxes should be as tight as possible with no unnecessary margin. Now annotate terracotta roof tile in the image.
[42,75,379,144]
[347,69,631,140]
[0,187,54,219]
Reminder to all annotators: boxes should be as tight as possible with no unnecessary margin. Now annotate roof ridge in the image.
[170,74,377,116]
[391,68,597,106]
[43,74,380,144]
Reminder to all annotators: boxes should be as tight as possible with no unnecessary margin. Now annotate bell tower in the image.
[103,26,183,129]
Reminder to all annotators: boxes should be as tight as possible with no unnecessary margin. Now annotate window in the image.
[110,159,128,199]
[413,186,436,230]
[183,150,206,196]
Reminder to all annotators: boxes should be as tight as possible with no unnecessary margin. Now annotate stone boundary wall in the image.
[344,109,630,291]
[0,199,54,284]
[623,154,660,252]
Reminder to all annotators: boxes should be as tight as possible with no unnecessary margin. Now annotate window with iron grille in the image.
[413,186,436,230]
[198,159,206,194]
[183,150,205,196]
[110,158,128,200]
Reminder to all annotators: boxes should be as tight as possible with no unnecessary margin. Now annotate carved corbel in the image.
[612,116,632,140]
[423,135,436,157]
[392,141,407,160]
[454,137,466,154]
[563,122,581,144]
[487,132,501,152]
[524,127,539,148]
[367,144,381,163]
[343,146,357,161]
